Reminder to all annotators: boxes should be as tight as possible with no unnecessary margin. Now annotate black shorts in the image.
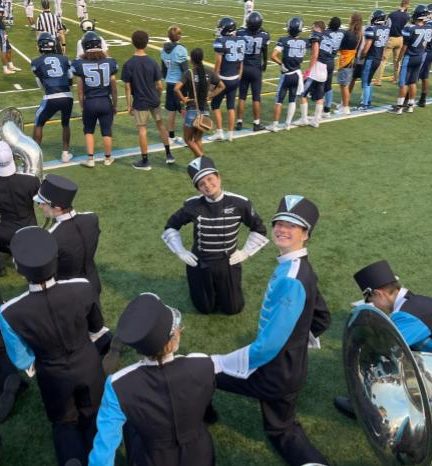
[165,82,182,112]
[83,97,114,136]
[399,54,422,86]
[275,73,299,104]
[302,78,325,101]
[419,50,432,80]
[34,97,73,127]
[238,66,262,101]
[352,63,363,80]
[211,78,239,110]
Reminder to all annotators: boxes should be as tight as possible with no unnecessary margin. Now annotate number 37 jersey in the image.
[71,57,118,98]
[31,54,72,95]
[275,36,307,72]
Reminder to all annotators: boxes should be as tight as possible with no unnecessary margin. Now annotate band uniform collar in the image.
[55,209,77,223]
[277,247,308,264]
[392,287,409,313]
[29,277,57,292]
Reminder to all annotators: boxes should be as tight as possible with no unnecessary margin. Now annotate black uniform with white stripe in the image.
[165,192,266,314]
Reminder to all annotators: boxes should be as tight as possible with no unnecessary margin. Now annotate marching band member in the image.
[0,227,105,465]
[89,293,216,466]
[210,195,331,466]
[162,156,268,315]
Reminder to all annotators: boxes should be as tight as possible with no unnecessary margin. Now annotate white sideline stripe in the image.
[9,43,32,64]
[43,101,432,171]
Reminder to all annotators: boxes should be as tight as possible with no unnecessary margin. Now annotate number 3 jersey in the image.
[31,54,72,97]
[71,57,118,98]
[213,35,246,79]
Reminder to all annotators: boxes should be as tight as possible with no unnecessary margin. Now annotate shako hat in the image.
[33,174,78,208]
[0,141,16,177]
[272,195,319,235]
[10,227,58,283]
[187,156,218,186]
[354,260,398,297]
[116,293,181,355]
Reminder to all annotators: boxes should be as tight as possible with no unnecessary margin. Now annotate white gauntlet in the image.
[229,231,269,265]
[162,228,198,267]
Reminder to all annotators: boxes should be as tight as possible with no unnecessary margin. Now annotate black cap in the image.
[272,195,319,235]
[187,156,218,186]
[353,260,398,296]
[33,174,78,208]
[116,293,181,355]
[10,227,58,283]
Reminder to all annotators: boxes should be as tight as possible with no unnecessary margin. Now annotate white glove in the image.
[177,251,198,267]
[210,355,223,374]
[229,249,249,265]
[281,63,289,73]
[162,228,198,267]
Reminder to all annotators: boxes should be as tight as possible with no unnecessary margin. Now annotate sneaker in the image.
[265,123,280,132]
[417,99,426,108]
[284,123,292,131]
[356,105,370,112]
[253,123,266,131]
[80,158,95,168]
[207,132,225,142]
[132,159,152,170]
[165,153,176,164]
[3,68,15,75]
[0,374,23,423]
[169,136,184,145]
[387,106,403,114]
[309,119,320,128]
[61,151,73,163]
[293,118,309,126]
[406,105,414,113]
[8,65,21,71]
[322,111,331,119]
[235,121,243,131]
[226,131,234,142]
[104,156,115,166]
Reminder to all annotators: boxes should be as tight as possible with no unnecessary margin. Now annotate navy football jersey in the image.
[71,57,118,98]
[364,24,390,60]
[402,24,431,56]
[213,35,245,78]
[426,20,432,51]
[275,35,307,71]
[31,54,72,95]
[326,28,345,56]
[236,28,270,67]
[317,30,337,64]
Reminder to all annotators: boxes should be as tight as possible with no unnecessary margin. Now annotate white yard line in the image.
[9,43,32,63]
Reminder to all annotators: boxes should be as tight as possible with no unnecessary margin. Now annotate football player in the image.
[24,0,36,30]
[209,17,245,142]
[266,16,307,131]
[392,5,431,114]
[3,0,12,26]
[358,10,390,110]
[323,17,345,117]
[242,0,254,27]
[72,31,118,167]
[235,11,269,131]
[31,32,74,162]
[417,4,432,107]
[0,5,20,74]
[296,20,332,128]
[76,0,88,21]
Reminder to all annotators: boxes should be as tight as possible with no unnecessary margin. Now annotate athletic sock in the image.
[164,145,171,156]
[169,131,175,139]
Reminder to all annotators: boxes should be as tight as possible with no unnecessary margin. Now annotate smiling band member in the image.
[162,156,268,315]
[210,195,331,466]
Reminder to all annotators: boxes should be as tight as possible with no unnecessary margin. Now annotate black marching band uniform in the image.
[34,174,111,354]
[211,196,331,466]
[89,293,215,466]
[0,141,39,421]
[0,227,105,466]
[162,156,268,315]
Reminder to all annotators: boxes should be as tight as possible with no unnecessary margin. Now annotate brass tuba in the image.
[343,304,432,466]
[0,107,43,179]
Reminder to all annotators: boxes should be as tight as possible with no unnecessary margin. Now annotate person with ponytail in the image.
[175,48,225,157]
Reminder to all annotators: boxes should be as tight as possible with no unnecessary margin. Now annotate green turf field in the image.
[1,0,431,465]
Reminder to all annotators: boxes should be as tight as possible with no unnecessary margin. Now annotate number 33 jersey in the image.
[71,57,118,98]
[213,36,246,79]
[31,53,72,95]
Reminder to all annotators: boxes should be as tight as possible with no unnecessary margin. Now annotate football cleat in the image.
[166,153,176,164]
[253,123,266,131]
[265,123,280,132]
[207,132,225,142]
[309,119,320,128]
[235,121,243,131]
[293,118,309,126]
[132,159,152,170]
[61,151,73,163]
[387,106,403,114]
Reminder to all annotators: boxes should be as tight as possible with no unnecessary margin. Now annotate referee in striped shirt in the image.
[36,0,64,53]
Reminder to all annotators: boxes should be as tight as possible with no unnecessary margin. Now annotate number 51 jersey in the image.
[31,54,72,95]
[71,57,118,98]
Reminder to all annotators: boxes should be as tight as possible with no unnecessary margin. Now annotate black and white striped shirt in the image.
[36,11,62,36]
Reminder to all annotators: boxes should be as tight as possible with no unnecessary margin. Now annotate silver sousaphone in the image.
[343,304,432,466]
[0,107,43,179]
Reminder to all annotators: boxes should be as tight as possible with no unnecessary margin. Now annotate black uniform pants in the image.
[216,373,328,466]
[0,334,19,391]
[186,257,244,315]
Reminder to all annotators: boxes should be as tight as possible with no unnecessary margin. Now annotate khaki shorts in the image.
[133,107,162,127]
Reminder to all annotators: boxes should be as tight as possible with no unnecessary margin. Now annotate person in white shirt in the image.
[76,18,108,58]
[242,0,254,27]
